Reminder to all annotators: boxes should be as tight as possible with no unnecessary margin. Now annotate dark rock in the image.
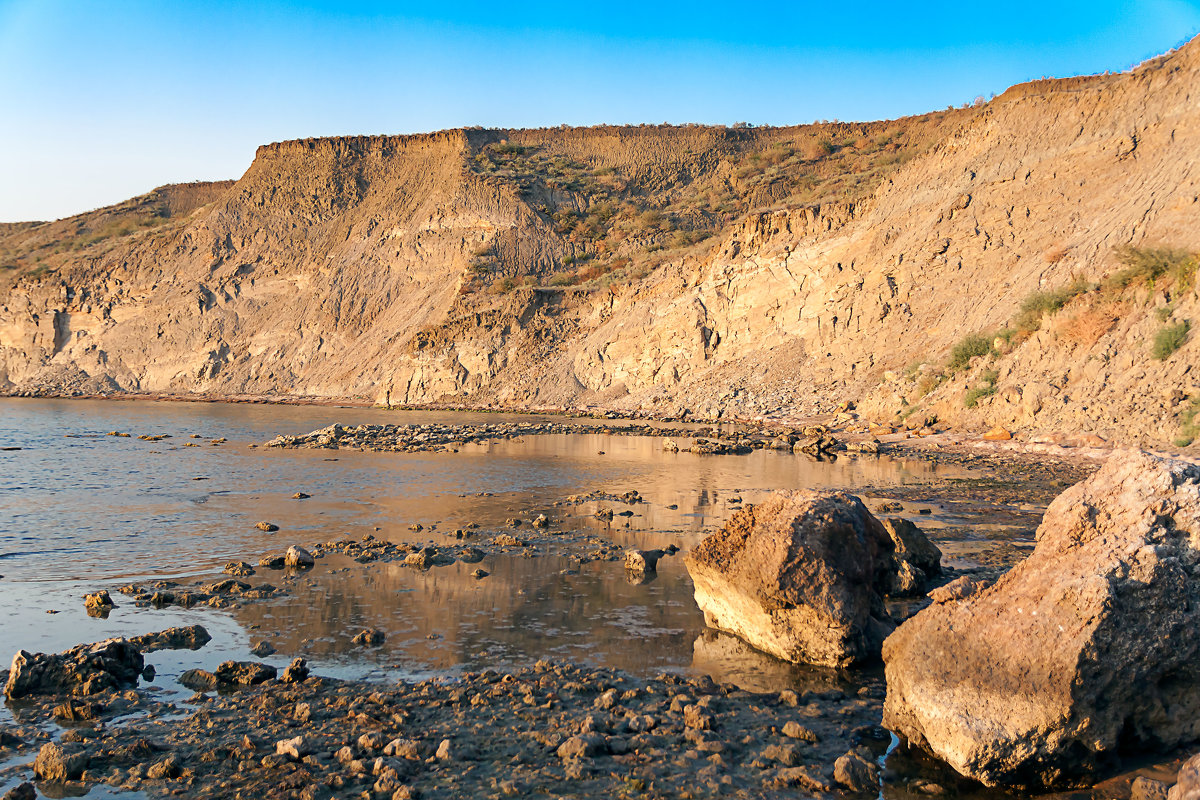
[281,658,309,684]
[557,733,608,760]
[83,590,115,617]
[880,518,942,596]
[128,624,212,653]
[624,549,664,575]
[52,700,101,721]
[833,748,879,793]
[352,629,386,647]
[250,641,276,657]
[5,639,143,698]
[146,753,180,779]
[215,660,277,686]
[179,669,218,691]
[2,782,35,800]
[203,579,249,594]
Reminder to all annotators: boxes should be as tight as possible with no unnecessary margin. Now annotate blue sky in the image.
[1,1,1198,222]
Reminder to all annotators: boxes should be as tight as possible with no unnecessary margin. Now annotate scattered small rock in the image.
[284,545,314,568]
[214,661,277,686]
[352,629,386,647]
[250,641,276,657]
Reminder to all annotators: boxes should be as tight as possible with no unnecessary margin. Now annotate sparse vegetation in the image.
[1060,305,1119,347]
[463,114,975,293]
[1176,395,1200,447]
[947,332,995,372]
[1152,319,1191,360]
[1013,276,1092,334]
[1106,245,1198,292]
[964,369,1000,408]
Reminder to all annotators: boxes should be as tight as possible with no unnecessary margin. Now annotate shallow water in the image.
[0,397,975,695]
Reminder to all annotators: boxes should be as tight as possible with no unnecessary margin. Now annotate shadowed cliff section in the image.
[1,36,1198,446]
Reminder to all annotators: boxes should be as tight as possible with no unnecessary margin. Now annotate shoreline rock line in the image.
[264,421,849,455]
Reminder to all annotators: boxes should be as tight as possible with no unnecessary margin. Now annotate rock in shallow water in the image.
[284,545,314,568]
[215,660,277,686]
[624,548,664,575]
[883,451,1200,790]
[880,517,941,597]
[33,742,89,781]
[128,624,211,653]
[684,490,901,668]
[5,639,143,698]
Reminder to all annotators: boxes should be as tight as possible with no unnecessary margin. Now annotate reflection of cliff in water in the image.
[224,437,972,685]
[234,551,706,679]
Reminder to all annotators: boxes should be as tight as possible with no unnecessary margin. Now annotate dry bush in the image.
[1058,306,1118,348]
[1044,244,1069,264]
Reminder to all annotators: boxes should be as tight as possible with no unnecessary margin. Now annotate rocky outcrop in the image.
[883,451,1200,789]
[881,518,941,596]
[684,491,901,668]
[5,639,143,698]
[215,661,277,686]
[284,545,314,568]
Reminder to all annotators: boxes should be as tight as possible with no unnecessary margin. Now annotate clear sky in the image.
[2,1,1198,222]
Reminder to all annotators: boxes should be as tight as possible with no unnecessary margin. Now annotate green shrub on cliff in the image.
[947,333,994,372]
[1152,319,1191,360]
[1106,246,1197,292]
[1013,276,1092,333]
[964,369,999,408]
[1176,396,1200,447]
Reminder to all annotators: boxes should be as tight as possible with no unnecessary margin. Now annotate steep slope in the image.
[543,37,1200,444]
[1,36,1198,447]
[0,115,969,399]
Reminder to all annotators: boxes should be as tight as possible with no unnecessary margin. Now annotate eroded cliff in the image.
[2,37,1198,446]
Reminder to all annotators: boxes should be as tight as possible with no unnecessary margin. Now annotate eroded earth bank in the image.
[1,38,1199,449]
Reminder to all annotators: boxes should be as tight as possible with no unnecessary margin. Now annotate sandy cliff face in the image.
[1,38,1198,445]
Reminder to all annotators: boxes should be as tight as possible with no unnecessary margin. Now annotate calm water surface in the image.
[0,397,975,698]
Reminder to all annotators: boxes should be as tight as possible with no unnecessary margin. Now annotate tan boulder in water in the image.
[684,490,903,668]
[883,451,1200,789]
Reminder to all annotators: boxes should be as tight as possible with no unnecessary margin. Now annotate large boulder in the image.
[684,490,901,668]
[883,451,1200,789]
[5,639,143,699]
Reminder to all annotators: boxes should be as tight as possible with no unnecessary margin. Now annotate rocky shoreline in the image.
[10,412,1196,799]
[1,652,908,800]
[261,419,866,457]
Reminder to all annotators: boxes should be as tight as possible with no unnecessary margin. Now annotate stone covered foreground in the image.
[1,660,907,800]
